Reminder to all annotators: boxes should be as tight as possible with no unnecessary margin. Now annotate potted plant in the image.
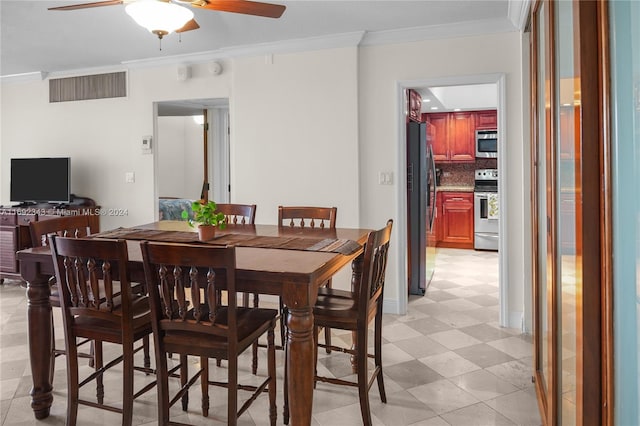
[181,200,227,241]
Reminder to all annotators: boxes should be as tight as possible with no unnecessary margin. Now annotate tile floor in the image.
[0,248,542,425]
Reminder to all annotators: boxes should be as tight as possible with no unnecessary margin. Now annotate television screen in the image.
[10,157,71,203]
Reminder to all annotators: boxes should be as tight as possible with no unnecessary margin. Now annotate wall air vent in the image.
[49,71,126,103]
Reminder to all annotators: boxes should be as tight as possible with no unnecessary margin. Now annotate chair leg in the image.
[267,328,277,426]
[278,298,287,347]
[180,354,189,411]
[228,352,238,426]
[49,319,56,385]
[143,335,151,372]
[122,341,134,426]
[313,325,319,390]
[374,312,387,403]
[251,292,259,375]
[157,350,171,425]
[65,338,80,426]
[356,330,373,426]
[88,340,95,368]
[200,356,209,417]
[94,340,104,405]
[252,338,258,375]
[324,326,332,354]
[324,279,332,354]
[283,337,289,425]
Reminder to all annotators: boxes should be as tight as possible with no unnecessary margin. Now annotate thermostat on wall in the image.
[142,135,152,154]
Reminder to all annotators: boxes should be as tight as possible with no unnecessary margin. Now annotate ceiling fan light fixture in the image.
[125,0,194,37]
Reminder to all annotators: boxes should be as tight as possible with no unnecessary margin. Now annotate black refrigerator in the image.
[407,120,437,295]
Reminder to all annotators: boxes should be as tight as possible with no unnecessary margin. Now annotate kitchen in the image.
[406,83,500,297]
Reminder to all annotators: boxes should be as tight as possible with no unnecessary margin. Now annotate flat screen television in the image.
[10,157,71,204]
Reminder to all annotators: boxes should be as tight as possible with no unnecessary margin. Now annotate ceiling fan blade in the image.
[48,0,123,11]
[176,19,200,33]
[197,0,285,18]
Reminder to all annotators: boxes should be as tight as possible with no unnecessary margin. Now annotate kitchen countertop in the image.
[437,185,474,192]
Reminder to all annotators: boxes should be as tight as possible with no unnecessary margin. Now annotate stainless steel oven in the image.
[474,169,499,250]
[475,129,498,158]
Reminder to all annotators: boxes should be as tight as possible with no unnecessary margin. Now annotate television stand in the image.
[0,197,99,283]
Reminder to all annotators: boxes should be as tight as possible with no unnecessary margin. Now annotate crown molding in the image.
[0,71,49,84]
[360,17,517,46]
[1,15,524,83]
[122,31,366,69]
[508,0,531,30]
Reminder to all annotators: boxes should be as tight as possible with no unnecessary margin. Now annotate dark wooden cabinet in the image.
[440,192,474,249]
[449,112,476,162]
[407,89,423,122]
[424,111,475,163]
[475,110,498,129]
[0,202,99,281]
[425,113,449,162]
[0,213,36,275]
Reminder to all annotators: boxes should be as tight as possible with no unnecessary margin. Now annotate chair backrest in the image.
[357,220,393,321]
[49,236,135,329]
[140,242,238,343]
[216,203,257,225]
[278,206,337,229]
[30,215,96,247]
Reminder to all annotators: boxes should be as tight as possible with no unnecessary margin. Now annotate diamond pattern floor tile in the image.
[0,248,541,425]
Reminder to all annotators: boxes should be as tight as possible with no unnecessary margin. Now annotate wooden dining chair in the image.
[29,215,101,380]
[140,242,278,426]
[49,236,156,426]
[277,205,337,348]
[216,203,256,225]
[307,219,393,426]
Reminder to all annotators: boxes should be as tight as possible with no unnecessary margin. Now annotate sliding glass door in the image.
[531,1,606,424]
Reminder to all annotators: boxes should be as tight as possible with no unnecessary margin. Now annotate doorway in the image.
[153,98,230,218]
[397,74,509,327]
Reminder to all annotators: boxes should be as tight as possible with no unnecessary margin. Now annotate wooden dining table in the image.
[17,221,370,426]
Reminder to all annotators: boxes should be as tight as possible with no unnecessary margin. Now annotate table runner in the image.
[91,227,362,255]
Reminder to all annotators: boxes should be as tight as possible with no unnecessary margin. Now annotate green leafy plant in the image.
[181,200,227,229]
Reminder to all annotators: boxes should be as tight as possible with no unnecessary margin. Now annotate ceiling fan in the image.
[49,0,286,39]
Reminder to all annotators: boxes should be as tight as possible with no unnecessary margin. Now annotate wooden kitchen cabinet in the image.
[475,110,498,129]
[424,111,475,163]
[439,192,474,249]
[425,113,449,162]
[407,89,423,123]
[448,112,476,162]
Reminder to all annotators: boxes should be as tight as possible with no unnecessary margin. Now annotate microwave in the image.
[476,129,498,158]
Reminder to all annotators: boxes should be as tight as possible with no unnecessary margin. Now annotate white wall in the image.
[0,33,529,329]
[358,32,528,328]
[1,63,231,230]
[157,116,204,200]
[230,47,360,227]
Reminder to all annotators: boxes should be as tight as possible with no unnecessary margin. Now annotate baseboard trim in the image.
[382,298,401,315]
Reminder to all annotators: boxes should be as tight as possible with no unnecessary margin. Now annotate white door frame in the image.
[395,73,509,327]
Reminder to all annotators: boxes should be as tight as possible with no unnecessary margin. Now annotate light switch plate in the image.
[142,136,152,154]
[125,172,135,183]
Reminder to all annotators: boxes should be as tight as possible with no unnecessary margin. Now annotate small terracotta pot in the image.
[198,225,216,241]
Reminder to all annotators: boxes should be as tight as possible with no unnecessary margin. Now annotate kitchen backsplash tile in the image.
[438,159,497,187]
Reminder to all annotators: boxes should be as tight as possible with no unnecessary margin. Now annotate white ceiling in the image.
[419,83,498,112]
[2,1,524,111]
[0,0,529,78]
